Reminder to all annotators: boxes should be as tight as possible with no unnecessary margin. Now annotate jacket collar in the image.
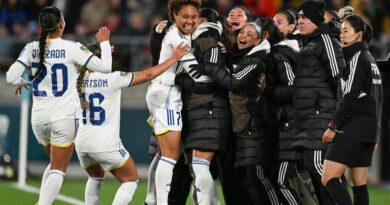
[276,39,300,52]
[342,41,368,60]
[302,22,340,44]
[192,22,223,40]
[247,39,271,56]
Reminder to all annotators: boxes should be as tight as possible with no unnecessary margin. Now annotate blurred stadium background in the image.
[0,0,389,204]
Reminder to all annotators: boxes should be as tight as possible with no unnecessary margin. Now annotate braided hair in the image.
[30,6,62,80]
[76,43,102,109]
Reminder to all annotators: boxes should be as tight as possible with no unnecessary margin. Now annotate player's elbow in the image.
[6,71,17,85]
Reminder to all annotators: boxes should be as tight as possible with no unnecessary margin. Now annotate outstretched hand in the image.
[188,64,203,79]
[14,85,30,95]
[171,42,189,61]
[96,27,110,43]
[156,20,168,33]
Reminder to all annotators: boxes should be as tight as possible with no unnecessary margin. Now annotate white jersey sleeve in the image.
[17,43,32,66]
[73,41,112,73]
[72,42,93,66]
[112,71,135,89]
[152,25,191,85]
[6,43,32,85]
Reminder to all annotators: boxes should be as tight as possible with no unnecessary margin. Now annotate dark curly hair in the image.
[168,0,201,22]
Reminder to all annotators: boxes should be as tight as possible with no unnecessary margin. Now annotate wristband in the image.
[328,120,339,133]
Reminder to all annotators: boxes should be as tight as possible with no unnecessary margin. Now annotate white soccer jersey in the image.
[153,24,192,85]
[146,25,191,111]
[15,38,112,125]
[75,71,134,153]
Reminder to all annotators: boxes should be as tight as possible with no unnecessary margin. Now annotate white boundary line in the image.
[12,183,84,205]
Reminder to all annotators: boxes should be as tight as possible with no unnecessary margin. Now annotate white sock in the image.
[39,164,51,196]
[211,179,221,205]
[192,179,220,205]
[145,154,160,205]
[192,157,213,205]
[38,170,65,205]
[155,156,176,205]
[85,177,104,205]
[112,180,139,205]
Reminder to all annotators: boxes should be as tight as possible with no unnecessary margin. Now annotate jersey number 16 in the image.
[82,92,106,126]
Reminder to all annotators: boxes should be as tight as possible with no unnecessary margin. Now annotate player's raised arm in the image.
[131,42,188,86]
[84,27,113,73]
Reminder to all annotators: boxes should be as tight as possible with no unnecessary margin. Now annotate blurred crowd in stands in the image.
[1,0,389,71]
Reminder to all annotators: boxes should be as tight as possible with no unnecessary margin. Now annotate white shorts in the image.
[146,83,182,135]
[77,148,129,171]
[32,119,78,147]
[147,106,182,135]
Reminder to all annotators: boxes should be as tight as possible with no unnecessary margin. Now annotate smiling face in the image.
[297,15,318,36]
[173,5,198,35]
[237,24,261,49]
[227,7,248,31]
[340,20,362,47]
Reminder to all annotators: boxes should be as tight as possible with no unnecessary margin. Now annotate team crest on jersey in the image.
[120,72,131,79]
[79,45,91,54]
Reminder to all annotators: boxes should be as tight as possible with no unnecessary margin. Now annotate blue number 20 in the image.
[82,92,105,126]
[31,63,68,97]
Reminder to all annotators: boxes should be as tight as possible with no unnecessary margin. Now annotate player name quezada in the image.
[32,49,65,59]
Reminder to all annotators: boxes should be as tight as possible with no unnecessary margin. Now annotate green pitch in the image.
[0,179,389,204]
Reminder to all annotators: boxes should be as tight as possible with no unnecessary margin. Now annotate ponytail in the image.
[363,22,373,43]
[77,43,102,109]
[29,30,48,80]
[344,15,373,43]
[30,6,62,80]
[77,66,89,109]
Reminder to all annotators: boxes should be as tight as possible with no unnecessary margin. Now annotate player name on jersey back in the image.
[83,78,108,88]
[32,49,66,59]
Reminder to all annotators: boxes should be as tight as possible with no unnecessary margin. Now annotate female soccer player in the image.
[75,42,188,205]
[6,6,112,205]
[322,15,382,205]
[145,1,200,204]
